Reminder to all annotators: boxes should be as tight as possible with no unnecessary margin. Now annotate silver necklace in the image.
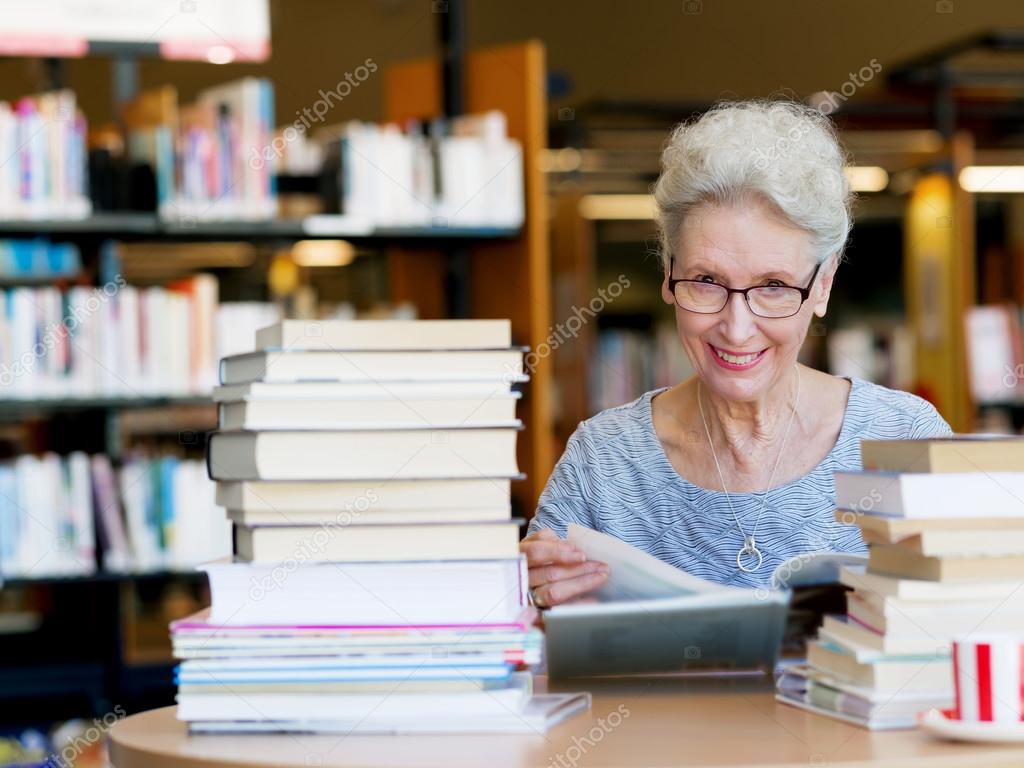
[697,365,802,573]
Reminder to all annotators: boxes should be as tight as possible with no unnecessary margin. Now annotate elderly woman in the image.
[522,100,953,607]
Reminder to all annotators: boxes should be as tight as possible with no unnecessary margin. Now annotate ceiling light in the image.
[844,166,889,192]
[206,45,236,65]
[958,166,1024,193]
[578,194,656,220]
[291,240,356,267]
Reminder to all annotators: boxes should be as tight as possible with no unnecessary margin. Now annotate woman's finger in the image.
[528,560,608,588]
[532,568,609,608]
[519,538,586,567]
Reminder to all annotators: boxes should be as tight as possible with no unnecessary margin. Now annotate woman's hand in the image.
[520,528,610,608]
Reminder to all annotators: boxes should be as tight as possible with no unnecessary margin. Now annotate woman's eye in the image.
[695,274,716,283]
[764,280,785,288]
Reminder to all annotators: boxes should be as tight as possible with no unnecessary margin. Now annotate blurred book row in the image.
[0,239,81,279]
[316,112,524,229]
[0,77,527,226]
[0,451,230,579]
[0,90,90,220]
[965,303,1024,406]
[823,323,915,392]
[591,325,693,412]
[124,80,276,222]
[0,275,282,399]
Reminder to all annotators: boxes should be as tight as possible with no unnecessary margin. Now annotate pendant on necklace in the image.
[736,535,763,573]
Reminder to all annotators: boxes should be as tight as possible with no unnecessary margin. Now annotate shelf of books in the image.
[0,217,521,243]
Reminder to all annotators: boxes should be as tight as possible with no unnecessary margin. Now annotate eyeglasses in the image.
[667,258,822,319]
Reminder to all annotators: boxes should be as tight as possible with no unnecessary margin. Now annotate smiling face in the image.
[661,197,838,403]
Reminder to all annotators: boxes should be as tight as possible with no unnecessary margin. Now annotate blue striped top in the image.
[528,376,954,588]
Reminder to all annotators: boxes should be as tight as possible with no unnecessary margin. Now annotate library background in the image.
[0,0,1022,764]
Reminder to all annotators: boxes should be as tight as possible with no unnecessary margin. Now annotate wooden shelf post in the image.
[384,40,554,514]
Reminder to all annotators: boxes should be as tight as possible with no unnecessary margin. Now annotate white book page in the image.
[566,523,738,601]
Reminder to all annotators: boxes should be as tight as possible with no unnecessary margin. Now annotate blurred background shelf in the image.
[0,395,214,416]
[0,570,207,588]
[0,215,521,244]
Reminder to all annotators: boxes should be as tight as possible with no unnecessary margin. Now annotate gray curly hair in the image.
[653,100,854,270]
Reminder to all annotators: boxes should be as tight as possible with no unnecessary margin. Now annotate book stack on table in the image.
[777,436,1024,730]
[173,318,589,733]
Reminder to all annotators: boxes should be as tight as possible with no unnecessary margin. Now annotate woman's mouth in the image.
[708,343,767,370]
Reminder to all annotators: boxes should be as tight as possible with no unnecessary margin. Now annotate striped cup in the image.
[952,633,1024,723]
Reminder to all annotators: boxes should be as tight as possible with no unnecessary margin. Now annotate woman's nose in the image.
[718,291,758,344]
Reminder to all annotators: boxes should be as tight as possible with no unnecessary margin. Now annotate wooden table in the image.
[108,674,1024,767]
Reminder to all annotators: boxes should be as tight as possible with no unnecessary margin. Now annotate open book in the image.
[543,524,865,678]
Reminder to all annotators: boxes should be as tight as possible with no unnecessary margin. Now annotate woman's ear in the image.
[661,258,675,306]
[811,255,839,318]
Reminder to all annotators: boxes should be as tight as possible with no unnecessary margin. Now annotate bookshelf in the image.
[0,215,520,242]
[0,570,207,587]
[0,395,213,416]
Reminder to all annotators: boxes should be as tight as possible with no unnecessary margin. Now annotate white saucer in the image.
[919,708,1024,743]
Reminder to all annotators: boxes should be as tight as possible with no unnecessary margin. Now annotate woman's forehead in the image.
[677,242,816,279]
[676,207,815,276]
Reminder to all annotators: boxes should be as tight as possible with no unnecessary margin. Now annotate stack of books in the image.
[777,436,1024,729]
[174,318,589,733]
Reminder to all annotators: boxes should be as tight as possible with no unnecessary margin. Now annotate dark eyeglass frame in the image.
[667,257,822,319]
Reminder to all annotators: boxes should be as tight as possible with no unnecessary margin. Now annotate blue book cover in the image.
[159,457,178,556]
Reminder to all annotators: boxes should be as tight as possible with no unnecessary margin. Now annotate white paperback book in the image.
[186,692,591,734]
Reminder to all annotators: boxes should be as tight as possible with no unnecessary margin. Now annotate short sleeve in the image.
[526,426,597,539]
[908,398,954,439]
